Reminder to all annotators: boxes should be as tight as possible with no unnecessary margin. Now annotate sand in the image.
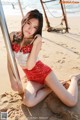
[0,15,80,120]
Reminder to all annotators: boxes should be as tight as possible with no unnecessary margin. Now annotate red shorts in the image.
[23,61,52,84]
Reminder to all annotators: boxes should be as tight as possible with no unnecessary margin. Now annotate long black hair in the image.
[13,9,43,44]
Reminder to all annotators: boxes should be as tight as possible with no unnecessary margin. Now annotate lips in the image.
[26,31,31,34]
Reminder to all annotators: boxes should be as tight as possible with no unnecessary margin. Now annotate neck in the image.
[22,37,33,45]
[24,35,34,40]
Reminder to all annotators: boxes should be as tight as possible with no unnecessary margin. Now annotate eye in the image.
[34,27,38,30]
[27,21,30,25]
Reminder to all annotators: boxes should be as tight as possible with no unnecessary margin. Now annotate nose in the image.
[28,25,32,30]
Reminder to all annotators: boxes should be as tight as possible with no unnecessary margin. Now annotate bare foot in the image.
[70,74,80,82]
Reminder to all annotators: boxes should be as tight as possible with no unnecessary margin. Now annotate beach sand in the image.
[0,15,80,120]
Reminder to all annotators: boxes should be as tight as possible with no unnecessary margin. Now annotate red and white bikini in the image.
[12,36,52,84]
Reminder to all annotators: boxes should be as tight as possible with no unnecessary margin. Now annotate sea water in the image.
[1,0,80,17]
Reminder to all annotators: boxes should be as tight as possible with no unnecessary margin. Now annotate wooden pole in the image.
[40,0,51,30]
[18,0,24,17]
[60,0,69,32]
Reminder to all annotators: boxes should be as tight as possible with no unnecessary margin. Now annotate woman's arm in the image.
[7,56,18,91]
[26,35,42,70]
[7,32,24,93]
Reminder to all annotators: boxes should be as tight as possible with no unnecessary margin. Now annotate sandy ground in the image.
[0,15,80,120]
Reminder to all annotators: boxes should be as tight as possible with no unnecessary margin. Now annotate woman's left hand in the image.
[33,34,42,46]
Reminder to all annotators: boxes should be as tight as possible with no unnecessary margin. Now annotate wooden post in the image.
[60,0,69,32]
[40,0,51,30]
[18,0,24,17]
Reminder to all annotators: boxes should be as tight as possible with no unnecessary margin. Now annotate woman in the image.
[7,9,80,107]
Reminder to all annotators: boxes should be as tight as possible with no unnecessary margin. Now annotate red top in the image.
[12,43,33,54]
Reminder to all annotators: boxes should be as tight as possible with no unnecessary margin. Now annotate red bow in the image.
[12,43,32,54]
[12,43,20,53]
[21,45,32,53]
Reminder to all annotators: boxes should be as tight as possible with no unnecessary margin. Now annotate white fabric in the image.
[14,51,39,67]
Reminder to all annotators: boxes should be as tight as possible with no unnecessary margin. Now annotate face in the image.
[23,18,39,39]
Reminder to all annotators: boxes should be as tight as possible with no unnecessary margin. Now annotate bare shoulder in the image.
[9,32,16,42]
[33,34,42,46]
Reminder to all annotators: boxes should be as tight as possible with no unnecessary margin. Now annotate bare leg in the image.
[23,81,52,107]
[8,54,80,107]
[23,73,80,107]
[67,75,80,104]
[45,71,80,107]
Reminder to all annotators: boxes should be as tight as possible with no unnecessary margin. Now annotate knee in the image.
[23,90,36,107]
[69,101,77,107]
[67,98,77,107]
